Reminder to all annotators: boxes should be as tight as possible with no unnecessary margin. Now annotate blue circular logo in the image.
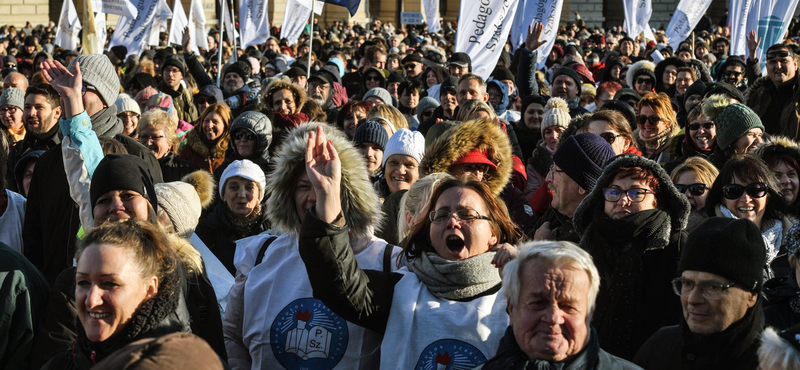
[270,298,348,370]
[415,339,487,370]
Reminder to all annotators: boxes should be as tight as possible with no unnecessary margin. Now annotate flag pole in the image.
[217,0,224,87]
[229,0,238,61]
[307,0,314,80]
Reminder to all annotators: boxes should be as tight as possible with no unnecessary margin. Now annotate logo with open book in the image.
[415,339,487,370]
[271,298,348,370]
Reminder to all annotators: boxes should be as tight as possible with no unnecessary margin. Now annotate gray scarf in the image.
[90,105,124,138]
[408,251,502,300]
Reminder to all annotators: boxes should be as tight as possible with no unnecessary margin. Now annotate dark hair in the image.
[705,154,786,220]
[25,83,60,108]
[403,178,522,260]
[765,154,800,173]
[589,109,634,146]
[398,79,424,99]
[336,100,374,129]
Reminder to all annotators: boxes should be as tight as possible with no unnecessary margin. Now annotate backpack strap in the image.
[383,243,397,272]
[255,236,278,267]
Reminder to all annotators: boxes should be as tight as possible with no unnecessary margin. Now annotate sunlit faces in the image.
[223,72,245,95]
[675,71,694,95]
[457,78,487,105]
[429,186,498,261]
[23,93,61,136]
[163,66,183,90]
[662,65,678,87]
[399,89,420,110]
[674,171,709,212]
[687,116,715,150]
[523,103,545,131]
[551,75,578,101]
[233,129,257,158]
[549,164,586,217]
[766,48,797,86]
[588,120,629,155]
[602,173,658,219]
[733,128,763,154]
[343,108,368,138]
[721,175,768,228]
[680,270,757,335]
[364,71,383,91]
[384,154,420,193]
[0,104,22,131]
[76,243,158,343]
[358,142,384,173]
[272,89,297,115]
[202,111,226,141]
[543,125,565,152]
[93,190,151,225]
[137,127,171,159]
[772,161,799,205]
[222,176,260,218]
[638,105,669,140]
[294,171,316,221]
[508,260,590,362]
[118,112,139,136]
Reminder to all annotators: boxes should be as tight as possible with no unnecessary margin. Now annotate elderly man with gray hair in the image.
[478,241,641,369]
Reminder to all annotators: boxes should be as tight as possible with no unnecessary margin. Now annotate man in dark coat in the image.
[633,217,766,370]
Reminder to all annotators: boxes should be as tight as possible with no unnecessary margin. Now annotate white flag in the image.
[97,12,108,52]
[518,0,564,69]
[729,0,755,56]
[509,0,526,50]
[91,0,138,18]
[281,0,311,46]
[148,0,173,47]
[747,0,800,70]
[168,0,189,48]
[664,0,714,50]
[191,0,209,50]
[423,0,441,33]
[54,0,82,51]
[455,0,520,79]
[108,0,167,57]
[223,0,237,45]
[239,0,270,48]
[623,0,652,39]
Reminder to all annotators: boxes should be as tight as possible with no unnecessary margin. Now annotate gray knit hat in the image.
[155,171,215,239]
[364,87,393,105]
[541,97,571,135]
[0,87,24,109]
[115,96,141,116]
[68,54,120,106]
[416,97,440,122]
[714,103,764,151]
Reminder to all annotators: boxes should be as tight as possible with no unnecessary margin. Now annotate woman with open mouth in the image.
[705,155,793,280]
[704,95,765,168]
[665,102,716,172]
[757,136,800,218]
[632,92,681,163]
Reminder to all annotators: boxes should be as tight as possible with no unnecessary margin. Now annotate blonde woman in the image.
[137,110,200,182]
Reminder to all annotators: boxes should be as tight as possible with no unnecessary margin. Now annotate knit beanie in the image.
[219,159,267,201]
[714,103,764,151]
[680,217,766,292]
[632,67,657,84]
[223,62,249,82]
[553,133,616,191]
[161,54,187,76]
[354,120,389,151]
[541,97,571,135]
[68,54,119,105]
[90,154,158,213]
[146,93,175,115]
[364,87,392,105]
[0,87,24,109]
[155,171,215,239]
[115,96,141,116]
[416,97,440,122]
[552,67,583,94]
[135,87,160,107]
[382,128,425,166]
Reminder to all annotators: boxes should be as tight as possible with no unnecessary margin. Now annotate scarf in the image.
[718,204,782,268]
[407,251,501,300]
[90,106,124,138]
[637,124,675,158]
[482,326,604,370]
[224,201,264,237]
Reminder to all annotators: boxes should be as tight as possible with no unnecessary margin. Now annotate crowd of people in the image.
[3,9,800,370]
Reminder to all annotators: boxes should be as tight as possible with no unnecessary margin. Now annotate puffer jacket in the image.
[745,75,800,139]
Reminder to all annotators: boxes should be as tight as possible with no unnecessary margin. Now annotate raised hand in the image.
[305,126,343,223]
[746,30,762,58]
[41,59,82,99]
[183,26,193,52]
[525,22,547,52]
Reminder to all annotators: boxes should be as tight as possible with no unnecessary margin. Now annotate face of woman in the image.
[233,130,258,158]
[468,110,493,120]
[223,176,260,218]
[202,112,226,141]
[138,127,171,159]
[430,187,498,261]
[343,108,367,138]
[76,243,157,343]
[734,128,763,154]
[639,105,669,140]
[722,175,768,228]
[603,173,658,219]
[384,154,420,193]
[523,103,545,131]
[93,190,150,225]
[663,65,678,86]
[675,171,709,211]
[772,161,799,205]
[588,120,629,155]
[543,126,565,151]
[688,115,716,150]
[400,90,420,109]
[426,71,438,88]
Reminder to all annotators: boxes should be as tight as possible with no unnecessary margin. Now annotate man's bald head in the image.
[3,72,28,92]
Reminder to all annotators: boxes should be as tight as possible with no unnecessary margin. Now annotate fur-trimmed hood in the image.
[419,118,513,196]
[685,58,713,84]
[266,122,382,236]
[260,77,307,114]
[573,154,691,243]
[756,135,800,164]
[626,60,655,88]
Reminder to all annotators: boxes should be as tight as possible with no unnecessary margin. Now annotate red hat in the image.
[511,155,527,192]
[570,63,596,84]
[452,149,498,170]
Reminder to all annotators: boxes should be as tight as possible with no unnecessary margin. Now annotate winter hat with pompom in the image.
[541,97,571,135]
[155,171,216,239]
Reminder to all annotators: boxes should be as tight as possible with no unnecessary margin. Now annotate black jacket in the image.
[6,124,62,192]
[533,207,580,243]
[196,202,268,275]
[159,152,200,183]
[763,271,800,329]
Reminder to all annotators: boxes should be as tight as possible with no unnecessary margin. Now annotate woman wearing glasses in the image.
[665,103,716,173]
[572,154,690,359]
[633,92,681,163]
[670,157,719,232]
[136,110,199,183]
[213,111,273,183]
[704,155,793,280]
[298,125,522,368]
[586,109,640,155]
[757,136,800,217]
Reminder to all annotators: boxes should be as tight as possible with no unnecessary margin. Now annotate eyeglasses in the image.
[687,122,714,131]
[599,132,623,144]
[404,63,418,70]
[721,182,768,200]
[675,183,708,196]
[138,134,165,142]
[233,131,256,141]
[81,85,97,97]
[767,50,792,60]
[723,70,743,77]
[602,188,654,203]
[637,115,662,126]
[308,82,330,91]
[195,98,213,105]
[429,208,492,224]
[0,106,18,114]
[672,278,736,300]
[635,77,654,86]
[365,75,382,81]
[459,163,491,174]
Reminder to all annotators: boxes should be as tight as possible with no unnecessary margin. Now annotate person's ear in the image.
[746,291,758,308]
[144,276,159,300]
[578,186,588,195]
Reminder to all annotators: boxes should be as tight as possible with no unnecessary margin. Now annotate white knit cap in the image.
[382,129,425,166]
[541,97,571,134]
[115,96,141,116]
[219,159,267,200]
[155,181,201,239]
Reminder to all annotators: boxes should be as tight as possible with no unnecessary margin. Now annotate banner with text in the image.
[92,0,137,18]
[747,0,800,69]
[455,0,520,79]
[239,0,270,48]
[147,0,172,47]
[623,0,652,39]
[108,0,166,57]
[729,0,755,56]
[423,0,442,33]
[281,0,311,45]
[665,0,714,50]
[55,0,82,51]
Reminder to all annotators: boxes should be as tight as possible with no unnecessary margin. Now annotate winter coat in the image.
[633,121,681,164]
[179,128,228,174]
[516,49,541,97]
[745,75,800,139]
[6,123,61,192]
[196,202,268,275]
[91,333,224,370]
[479,326,642,370]
[158,152,200,183]
[633,301,765,370]
[573,154,691,359]
[513,122,542,164]
[158,80,199,123]
[0,189,25,253]
[213,111,273,182]
[763,271,800,329]
[23,112,162,284]
[532,206,580,243]
[0,242,49,370]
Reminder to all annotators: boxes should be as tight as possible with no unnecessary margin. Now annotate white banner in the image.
[509,0,526,50]
[623,0,652,39]
[747,0,800,70]
[92,0,138,18]
[729,0,755,56]
[148,0,173,47]
[97,12,107,52]
[190,0,209,49]
[455,0,520,79]
[524,0,564,69]
[223,0,237,45]
[239,0,270,48]
[665,0,714,50]
[281,0,311,46]
[168,0,189,48]
[423,0,442,33]
[108,0,167,57]
[54,0,82,51]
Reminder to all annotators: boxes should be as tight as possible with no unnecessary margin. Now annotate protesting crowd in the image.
[5,5,800,370]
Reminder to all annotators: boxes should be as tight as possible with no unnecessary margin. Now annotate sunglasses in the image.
[767,50,792,60]
[637,115,662,126]
[675,183,708,196]
[723,70,743,77]
[195,98,213,105]
[687,122,714,131]
[721,182,768,200]
[233,131,257,141]
[365,75,382,81]
[599,132,622,144]
[635,77,654,85]
[404,64,418,70]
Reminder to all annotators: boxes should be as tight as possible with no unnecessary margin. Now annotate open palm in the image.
[305,126,341,197]
[41,59,82,99]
